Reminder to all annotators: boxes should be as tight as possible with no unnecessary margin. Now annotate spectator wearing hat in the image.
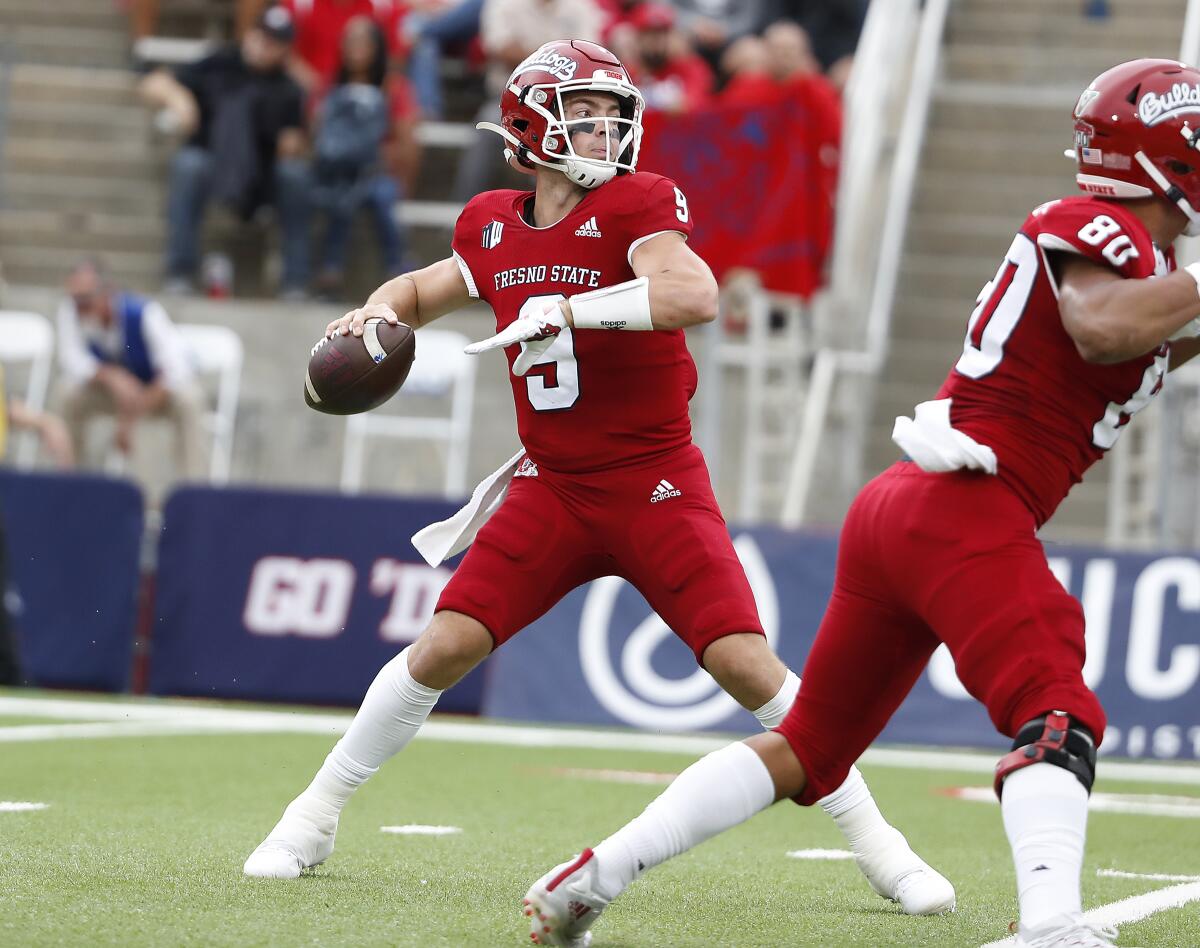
[626,3,712,115]
[139,6,313,298]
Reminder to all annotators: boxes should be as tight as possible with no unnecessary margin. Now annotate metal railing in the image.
[781,0,952,526]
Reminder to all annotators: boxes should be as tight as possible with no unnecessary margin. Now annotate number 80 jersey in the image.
[451,172,698,474]
[936,196,1173,526]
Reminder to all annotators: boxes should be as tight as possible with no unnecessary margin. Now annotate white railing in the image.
[781,0,952,526]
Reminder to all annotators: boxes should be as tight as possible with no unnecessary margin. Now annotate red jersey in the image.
[451,172,697,474]
[282,0,407,87]
[936,196,1173,525]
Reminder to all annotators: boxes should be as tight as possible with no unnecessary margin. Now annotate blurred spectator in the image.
[765,19,821,80]
[405,0,485,119]
[1,354,75,470]
[664,0,775,68]
[139,7,312,298]
[765,19,842,115]
[454,0,606,200]
[128,0,266,57]
[775,0,867,90]
[625,3,712,114]
[272,0,409,93]
[600,0,650,64]
[718,34,777,106]
[312,17,412,298]
[56,259,205,480]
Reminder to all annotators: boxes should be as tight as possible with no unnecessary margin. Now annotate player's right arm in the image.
[325,257,472,338]
[1056,255,1200,364]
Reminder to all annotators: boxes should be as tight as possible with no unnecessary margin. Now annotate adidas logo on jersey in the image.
[574,216,602,238]
[650,479,682,503]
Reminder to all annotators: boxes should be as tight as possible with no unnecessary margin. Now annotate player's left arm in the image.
[463,234,718,369]
[559,232,718,331]
[1055,254,1200,363]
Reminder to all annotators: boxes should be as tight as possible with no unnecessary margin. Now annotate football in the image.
[303,318,416,415]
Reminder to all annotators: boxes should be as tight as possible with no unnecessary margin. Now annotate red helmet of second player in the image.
[477,39,645,189]
[1071,57,1200,234]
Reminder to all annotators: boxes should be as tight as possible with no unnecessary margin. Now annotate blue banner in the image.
[484,528,1200,761]
[0,470,142,691]
[149,486,486,712]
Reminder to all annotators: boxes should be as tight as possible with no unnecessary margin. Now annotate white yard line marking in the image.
[380,825,462,835]
[980,881,1200,947]
[549,767,677,785]
[0,802,48,812]
[1,696,1199,786]
[786,849,855,861]
[1098,869,1200,883]
[945,786,1200,818]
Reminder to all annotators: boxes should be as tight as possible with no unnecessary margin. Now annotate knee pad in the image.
[993,711,1096,800]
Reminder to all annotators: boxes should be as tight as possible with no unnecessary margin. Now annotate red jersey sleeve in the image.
[613,173,695,266]
[450,194,491,301]
[1030,198,1158,294]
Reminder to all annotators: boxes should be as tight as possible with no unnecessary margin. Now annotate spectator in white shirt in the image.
[57,259,205,479]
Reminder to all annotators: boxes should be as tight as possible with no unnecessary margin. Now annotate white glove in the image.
[464,300,568,376]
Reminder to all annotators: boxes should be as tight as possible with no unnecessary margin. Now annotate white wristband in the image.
[568,276,654,331]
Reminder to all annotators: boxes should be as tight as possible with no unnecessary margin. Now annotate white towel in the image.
[892,398,998,475]
[410,449,525,566]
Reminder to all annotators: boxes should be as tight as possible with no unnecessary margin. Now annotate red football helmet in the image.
[1071,58,1200,235]
[477,40,645,189]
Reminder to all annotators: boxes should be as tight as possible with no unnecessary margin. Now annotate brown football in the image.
[303,319,416,415]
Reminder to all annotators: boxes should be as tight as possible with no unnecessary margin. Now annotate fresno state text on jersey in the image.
[937,196,1173,525]
[452,172,696,474]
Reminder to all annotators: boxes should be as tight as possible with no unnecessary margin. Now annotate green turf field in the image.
[0,691,1197,947]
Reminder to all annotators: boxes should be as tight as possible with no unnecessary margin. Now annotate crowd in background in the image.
[129,0,864,301]
[0,0,864,489]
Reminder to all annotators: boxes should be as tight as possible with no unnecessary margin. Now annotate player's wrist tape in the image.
[568,276,654,331]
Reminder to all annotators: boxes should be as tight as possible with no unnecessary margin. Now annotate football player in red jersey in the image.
[522,58,1200,948]
[244,37,956,918]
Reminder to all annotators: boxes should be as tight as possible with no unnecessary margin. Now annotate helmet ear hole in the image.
[1167,159,1193,175]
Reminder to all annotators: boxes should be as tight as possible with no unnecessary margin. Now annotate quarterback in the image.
[523,58,1200,948]
[243,39,953,919]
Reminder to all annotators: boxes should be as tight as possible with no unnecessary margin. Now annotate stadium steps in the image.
[0,23,132,69]
[865,0,1187,544]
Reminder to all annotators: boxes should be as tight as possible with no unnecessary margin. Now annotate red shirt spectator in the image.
[628,3,712,114]
[281,0,409,90]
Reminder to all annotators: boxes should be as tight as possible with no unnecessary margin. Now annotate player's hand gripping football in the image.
[464,300,568,376]
[325,302,400,338]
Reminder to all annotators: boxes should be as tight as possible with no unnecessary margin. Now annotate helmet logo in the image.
[1138,82,1200,126]
[516,49,578,82]
[1074,89,1099,118]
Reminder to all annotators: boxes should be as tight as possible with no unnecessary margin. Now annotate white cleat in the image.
[1015,915,1122,947]
[852,826,956,915]
[243,801,337,879]
[523,849,609,948]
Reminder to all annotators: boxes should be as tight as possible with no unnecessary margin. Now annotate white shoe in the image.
[523,849,609,948]
[243,799,337,879]
[853,826,956,915]
[1015,914,1122,947]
